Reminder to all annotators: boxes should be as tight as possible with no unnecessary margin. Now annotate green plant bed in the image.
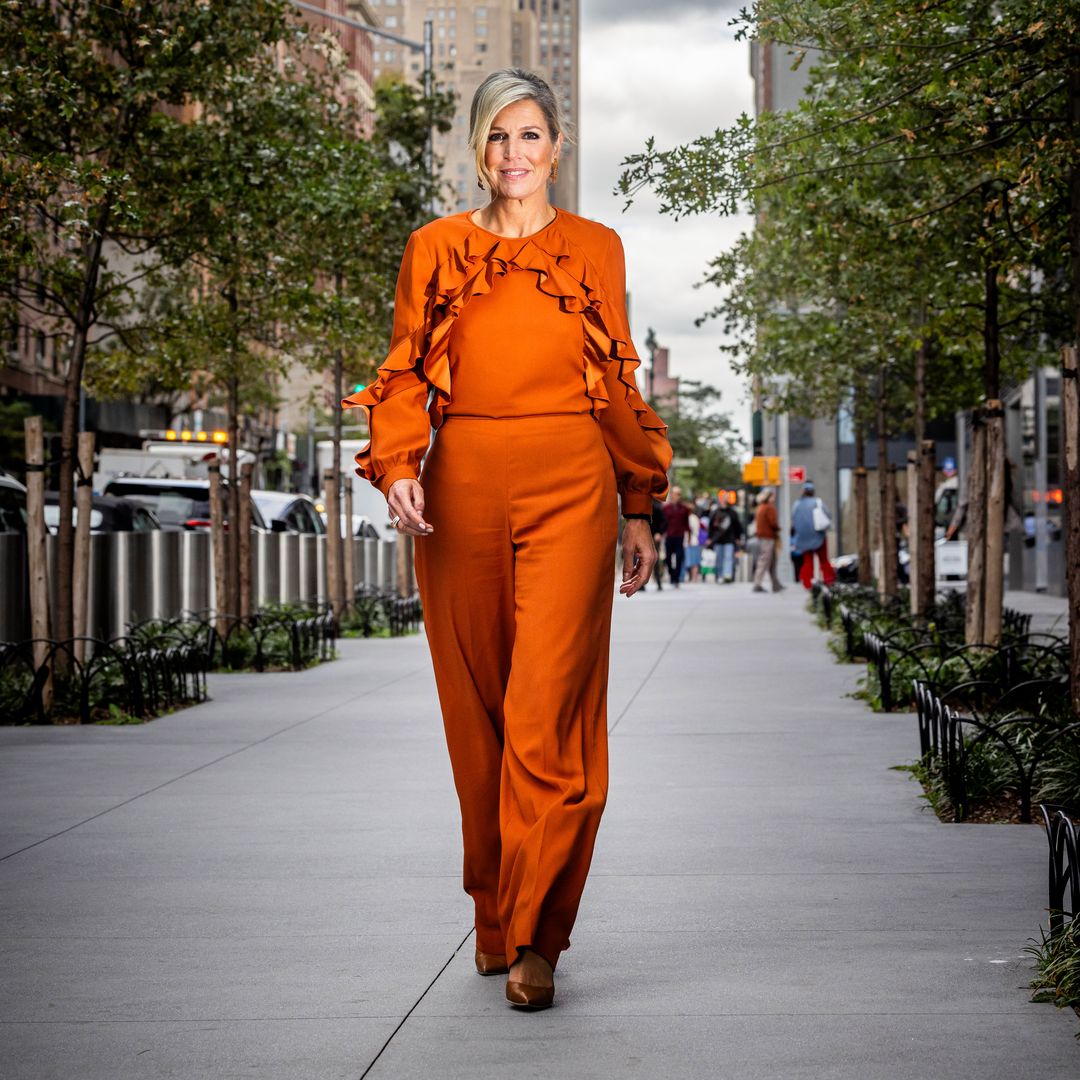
[899,726,1080,824]
[340,626,418,640]
[1028,917,1080,1033]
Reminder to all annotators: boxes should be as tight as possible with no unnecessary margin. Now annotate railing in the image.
[914,679,1078,823]
[1038,804,1080,937]
[0,634,209,725]
[0,603,345,724]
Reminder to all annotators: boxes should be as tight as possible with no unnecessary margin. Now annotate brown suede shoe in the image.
[474,949,509,976]
[505,979,555,1009]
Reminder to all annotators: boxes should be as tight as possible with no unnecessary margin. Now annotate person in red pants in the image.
[791,481,836,589]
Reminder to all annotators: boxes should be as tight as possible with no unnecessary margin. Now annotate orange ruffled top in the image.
[341,209,672,516]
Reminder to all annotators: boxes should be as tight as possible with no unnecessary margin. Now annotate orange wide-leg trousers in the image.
[414,413,618,971]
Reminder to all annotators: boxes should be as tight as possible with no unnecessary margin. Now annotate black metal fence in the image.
[915,679,1079,823]
[1038,804,1080,937]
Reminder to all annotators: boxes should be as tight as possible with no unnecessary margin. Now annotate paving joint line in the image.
[608,600,703,736]
[0,664,426,865]
[357,928,474,1080]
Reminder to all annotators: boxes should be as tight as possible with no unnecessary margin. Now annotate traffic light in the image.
[741,456,781,486]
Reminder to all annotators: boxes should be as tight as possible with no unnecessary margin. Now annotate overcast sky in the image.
[578,1,754,439]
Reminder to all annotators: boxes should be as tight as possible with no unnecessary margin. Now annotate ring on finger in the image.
[390,516,401,528]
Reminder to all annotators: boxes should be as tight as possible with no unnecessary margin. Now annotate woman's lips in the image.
[501,169,529,179]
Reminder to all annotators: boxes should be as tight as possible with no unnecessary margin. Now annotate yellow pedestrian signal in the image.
[741,456,781,487]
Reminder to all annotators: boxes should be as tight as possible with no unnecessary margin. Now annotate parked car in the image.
[251,490,326,535]
[833,545,911,585]
[321,512,386,540]
[103,477,268,532]
[0,471,27,533]
[43,492,161,533]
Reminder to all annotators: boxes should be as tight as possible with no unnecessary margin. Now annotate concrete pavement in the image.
[0,582,1076,1079]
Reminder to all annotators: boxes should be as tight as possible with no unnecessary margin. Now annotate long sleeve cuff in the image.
[620,492,654,517]
[374,465,419,498]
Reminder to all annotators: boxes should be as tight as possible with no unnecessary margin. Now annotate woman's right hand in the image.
[387,478,434,537]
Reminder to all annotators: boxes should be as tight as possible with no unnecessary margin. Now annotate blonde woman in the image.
[343,69,671,1010]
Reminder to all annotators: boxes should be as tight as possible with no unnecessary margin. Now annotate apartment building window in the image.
[449,7,455,19]
[475,24,487,36]
[384,14,398,26]
[438,25,445,36]
[475,5,487,16]
[8,319,19,361]
[476,41,487,51]
[35,330,46,368]
[448,25,455,37]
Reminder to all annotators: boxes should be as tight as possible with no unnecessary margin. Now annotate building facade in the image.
[369,0,579,213]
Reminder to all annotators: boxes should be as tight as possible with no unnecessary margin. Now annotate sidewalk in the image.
[1,584,1076,1079]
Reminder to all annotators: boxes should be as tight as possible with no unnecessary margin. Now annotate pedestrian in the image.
[791,481,836,589]
[685,502,703,582]
[751,489,784,592]
[661,485,691,586]
[341,68,672,1010]
[649,496,667,590]
[707,499,743,583]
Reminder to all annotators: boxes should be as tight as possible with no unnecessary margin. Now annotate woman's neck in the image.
[471,196,556,239]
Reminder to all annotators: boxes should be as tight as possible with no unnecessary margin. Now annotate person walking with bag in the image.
[791,480,836,589]
[341,69,672,1010]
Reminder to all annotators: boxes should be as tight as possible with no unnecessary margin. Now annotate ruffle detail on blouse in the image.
[341,217,668,480]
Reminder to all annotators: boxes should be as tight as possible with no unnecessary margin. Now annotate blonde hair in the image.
[468,69,571,193]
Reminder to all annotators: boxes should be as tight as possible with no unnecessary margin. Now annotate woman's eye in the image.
[523,132,539,139]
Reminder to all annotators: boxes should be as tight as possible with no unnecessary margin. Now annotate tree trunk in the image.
[917,438,937,625]
[854,414,871,587]
[24,417,50,666]
[343,480,355,614]
[910,332,936,621]
[329,270,346,617]
[209,463,227,638]
[876,373,898,598]
[239,461,254,619]
[907,451,919,615]
[1060,346,1079,716]
[56,204,111,646]
[323,468,341,620]
[983,400,1005,646]
[226,368,241,618]
[72,431,95,663]
[965,416,988,645]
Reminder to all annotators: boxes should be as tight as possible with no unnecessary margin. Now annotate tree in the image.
[618,0,1074,645]
[292,77,454,615]
[655,380,745,494]
[0,0,300,641]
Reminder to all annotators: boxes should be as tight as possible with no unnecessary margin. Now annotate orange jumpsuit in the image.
[342,209,671,970]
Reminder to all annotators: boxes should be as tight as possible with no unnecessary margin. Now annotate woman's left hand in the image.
[620,518,657,598]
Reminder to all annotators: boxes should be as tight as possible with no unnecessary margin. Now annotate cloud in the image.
[580,8,755,439]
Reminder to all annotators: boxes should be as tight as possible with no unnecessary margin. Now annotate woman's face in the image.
[484,98,560,202]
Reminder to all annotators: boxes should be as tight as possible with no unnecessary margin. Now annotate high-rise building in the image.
[370,0,579,213]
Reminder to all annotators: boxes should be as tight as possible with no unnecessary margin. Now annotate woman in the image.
[342,69,672,1010]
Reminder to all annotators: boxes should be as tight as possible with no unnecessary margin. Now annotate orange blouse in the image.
[341,209,672,516]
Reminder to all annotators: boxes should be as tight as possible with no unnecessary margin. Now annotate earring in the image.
[477,176,485,190]
[550,158,559,183]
